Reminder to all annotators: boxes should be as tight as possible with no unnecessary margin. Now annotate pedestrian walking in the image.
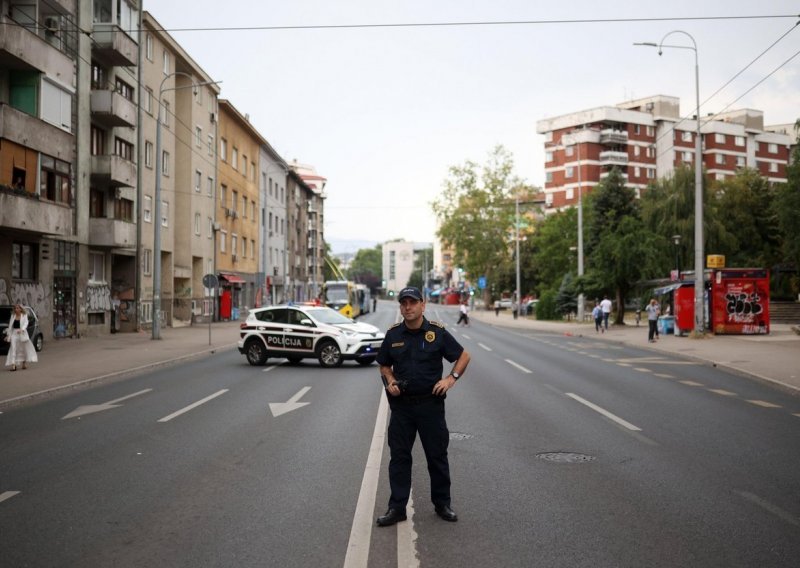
[600,295,612,330]
[4,304,38,371]
[592,302,604,333]
[645,298,660,343]
[375,286,471,527]
[456,300,470,326]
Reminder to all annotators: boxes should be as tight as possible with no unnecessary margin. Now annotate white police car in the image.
[238,304,385,367]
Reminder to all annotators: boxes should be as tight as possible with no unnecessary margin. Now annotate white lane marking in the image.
[617,363,632,367]
[747,399,781,408]
[505,359,532,374]
[654,373,674,378]
[478,343,492,352]
[633,367,652,373]
[793,413,800,418]
[62,388,153,420]
[157,389,228,422]
[269,386,311,417]
[462,334,471,340]
[397,491,419,567]
[0,491,21,504]
[680,380,704,387]
[566,393,642,431]
[262,364,281,373]
[344,392,391,568]
[736,491,800,527]
[708,389,737,397]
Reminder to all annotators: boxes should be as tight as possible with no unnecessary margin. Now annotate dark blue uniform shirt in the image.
[376,317,464,395]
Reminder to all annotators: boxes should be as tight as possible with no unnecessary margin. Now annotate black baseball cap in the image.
[397,286,423,302]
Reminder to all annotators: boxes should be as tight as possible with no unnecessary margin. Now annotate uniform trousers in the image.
[387,396,451,509]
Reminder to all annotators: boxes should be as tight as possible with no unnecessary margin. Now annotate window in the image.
[220,231,227,253]
[91,126,106,155]
[115,78,134,101]
[144,87,153,114]
[634,124,641,135]
[40,155,71,204]
[252,200,256,220]
[735,136,745,147]
[144,195,152,223]
[647,168,656,179]
[91,63,107,90]
[41,79,72,132]
[232,148,238,170]
[195,170,202,192]
[208,217,214,238]
[646,126,654,137]
[681,131,692,142]
[715,153,726,165]
[207,176,214,196]
[242,155,247,177]
[715,133,726,144]
[220,184,227,206]
[251,239,256,258]
[161,151,170,175]
[90,188,105,217]
[545,172,553,183]
[242,196,248,218]
[769,162,778,173]
[232,190,238,212]
[194,213,201,235]
[161,201,169,227]
[683,151,693,162]
[143,249,152,275]
[208,134,214,156]
[220,138,227,161]
[145,33,153,60]
[634,145,640,157]
[114,198,133,222]
[545,151,553,162]
[566,187,574,200]
[242,238,246,258]
[145,141,153,168]
[161,100,170,127]
[634,166,641,177]
[163,50,170,74]
[565,166,574,178]
[768,143,778,154]
[251,162,256,181]
[12,242,37,280]
[195,126,202,147]
[89,252,105,282]
[736,156,746,168]
[115,137,134,161]
[565,145,574,157]
[646,146,655,158]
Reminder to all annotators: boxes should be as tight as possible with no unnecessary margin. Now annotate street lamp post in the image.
[562,131,585,322]
[153,73,219,339]
[635,30,704,334]
[515,188,521,319]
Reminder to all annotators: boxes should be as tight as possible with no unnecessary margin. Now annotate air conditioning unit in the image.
[44,17,60,34]
[210,112,217,123]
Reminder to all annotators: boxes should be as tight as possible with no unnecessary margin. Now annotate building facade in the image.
[536,95,794,211]
[289,160,326,302]
[258,144,287,306]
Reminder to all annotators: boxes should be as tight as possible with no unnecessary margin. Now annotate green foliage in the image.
[530,208,577,293]
[774,122,800,287]
[347,245,382,291]
[555,273,577,317]
[408,248,433,289]
[535,289,559,320]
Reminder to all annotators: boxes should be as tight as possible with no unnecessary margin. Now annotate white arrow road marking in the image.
[505,359,532,374]
[0,491,21,504]
[269,386,311,417]
[157,390,228,422]
[566,393,642,431]
[62,389,153,420]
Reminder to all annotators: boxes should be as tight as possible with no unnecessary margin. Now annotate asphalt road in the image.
[1,304,798,567]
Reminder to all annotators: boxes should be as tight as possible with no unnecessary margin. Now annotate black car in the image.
[0,305,44,355]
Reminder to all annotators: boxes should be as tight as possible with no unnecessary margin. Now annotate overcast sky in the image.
[150,1,800,254]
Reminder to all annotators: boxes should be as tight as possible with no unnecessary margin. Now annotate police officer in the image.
[375,286,471,526]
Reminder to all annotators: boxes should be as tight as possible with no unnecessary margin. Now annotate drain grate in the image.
[449,432,473,440]
[536,452,596,463]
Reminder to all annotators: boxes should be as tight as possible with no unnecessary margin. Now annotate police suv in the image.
[238,304,385,367]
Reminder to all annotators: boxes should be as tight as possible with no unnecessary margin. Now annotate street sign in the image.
[478,276,487,289]
[203,273,218,289]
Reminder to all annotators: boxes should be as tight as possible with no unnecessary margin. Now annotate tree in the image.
[555,273,577,318]
[432,146,522,306]
[773,120,800,295]
[530,207,578,295]
[348,245,382,292]
[408,248,433,290]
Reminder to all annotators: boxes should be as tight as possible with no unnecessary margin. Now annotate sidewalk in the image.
[469,309,800,396]
[1,320,243,408]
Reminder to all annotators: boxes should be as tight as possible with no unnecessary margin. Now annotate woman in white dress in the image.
[5,304,38,371]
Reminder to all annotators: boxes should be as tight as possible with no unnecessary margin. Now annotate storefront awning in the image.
[653,282,688,296]
[219,272,245,284]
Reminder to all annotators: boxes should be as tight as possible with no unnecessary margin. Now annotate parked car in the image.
[238,304,385,367]
[0,305,44,355]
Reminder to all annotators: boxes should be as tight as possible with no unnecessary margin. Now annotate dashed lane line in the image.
[0,491,20,504]
[633,368,652,373]
[747,399,782,409]
[478,343,493,352]
[680,380,704,387]
[708,389,737,397]
[736,491,800,528]
[654,373,674,378]
[504,359,532,374]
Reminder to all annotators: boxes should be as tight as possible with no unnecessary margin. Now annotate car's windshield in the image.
[306,307,353,325]
[324,286,348,303]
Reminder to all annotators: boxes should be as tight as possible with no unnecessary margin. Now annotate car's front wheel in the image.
[316,340,343,368]
[33,334,43,352]
[244,339,268,366]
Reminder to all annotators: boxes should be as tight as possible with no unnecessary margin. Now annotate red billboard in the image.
[710,269,769,335]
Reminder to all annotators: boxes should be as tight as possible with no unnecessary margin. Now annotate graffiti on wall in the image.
[86,284,112,312]
[725,292,764,319]
[0,279,50,316]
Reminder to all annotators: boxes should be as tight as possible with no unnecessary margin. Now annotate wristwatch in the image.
[450,371,461,381]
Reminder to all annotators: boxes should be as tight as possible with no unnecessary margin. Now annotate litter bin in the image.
[658,316,675,335]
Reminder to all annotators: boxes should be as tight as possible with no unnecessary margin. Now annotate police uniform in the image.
[376,316,464,512]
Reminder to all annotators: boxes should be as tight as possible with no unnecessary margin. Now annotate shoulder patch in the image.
[387,322,402,330]
[428,320,445,329]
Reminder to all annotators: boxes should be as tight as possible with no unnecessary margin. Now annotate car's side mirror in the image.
[300,318,313,327]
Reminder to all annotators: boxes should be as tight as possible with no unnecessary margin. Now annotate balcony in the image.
[91,155,136,187]
[0,189,73,236]
[91,90,136,128]
[599,129,628,145]
[0,15,74,80]
[89,217,136,248]
[0,103,74,161]
[599,151,629,166]
[91,23,137,67]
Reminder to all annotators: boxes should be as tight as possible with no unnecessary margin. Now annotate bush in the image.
[535,290,559,320]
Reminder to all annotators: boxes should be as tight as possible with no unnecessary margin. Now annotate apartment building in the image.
[258,144,287,306]
[1,0,83,340]
[140,12,219,327]
[536,95,794,210]
[289,160,326,302]
[216,99,262,316]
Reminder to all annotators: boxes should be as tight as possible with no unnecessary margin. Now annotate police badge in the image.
[425,330,435,343]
